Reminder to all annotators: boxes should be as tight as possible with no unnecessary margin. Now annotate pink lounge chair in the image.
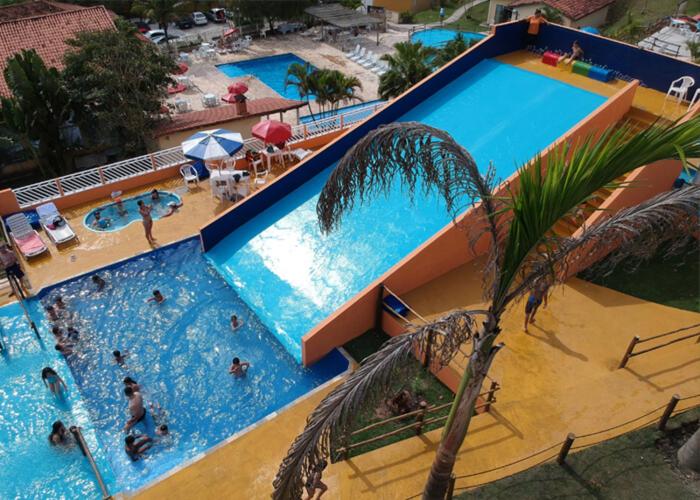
[5,213,48,258]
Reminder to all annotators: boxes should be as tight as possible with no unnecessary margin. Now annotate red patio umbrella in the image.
[227,81,249,95]
[224,27,239,38]
[252,119,292,144]
[221,93,237,103]
[174,62,189,75]
[167,83,187,95]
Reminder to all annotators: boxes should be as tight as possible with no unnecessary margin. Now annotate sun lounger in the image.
[35,202,77,245]
[346,44,360,58]
[291,148,312,161]
[349,47,365,62]
[362,53,379,69]
[5,213,48,258]
[356,50,373,66]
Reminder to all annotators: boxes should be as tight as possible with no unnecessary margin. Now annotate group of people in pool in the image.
[91,190,183,247]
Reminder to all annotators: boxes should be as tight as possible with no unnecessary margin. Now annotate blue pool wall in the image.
[199,20,526,251]
[536,23,700,96]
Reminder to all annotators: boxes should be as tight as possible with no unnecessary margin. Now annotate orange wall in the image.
[302,80,639,365]
[0,189,20,215]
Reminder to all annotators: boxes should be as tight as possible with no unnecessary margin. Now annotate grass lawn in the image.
[446,2,489,33]
[457,408,700,499]
[605,0,700,38]
[340,329,454,459]
[584,242,700,313]
[414,5,457,24]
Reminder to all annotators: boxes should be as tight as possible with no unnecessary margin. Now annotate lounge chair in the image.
[35,202,77,245]
[362,53,379,69]
[291,148,312,161]
[356,50,373,66]
[5,213,48,258]
[346,44,360,58]
[350,47,365,62]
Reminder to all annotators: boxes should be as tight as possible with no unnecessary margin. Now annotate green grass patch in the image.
[445,3,489,33]
[339,329,454,460]
[414,6,457,25]
[584,242,700,313]
[604,0,700,42]
[458,408,700,499]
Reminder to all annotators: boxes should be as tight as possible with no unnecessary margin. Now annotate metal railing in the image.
[70,426,110,499]
[12,103,385,208]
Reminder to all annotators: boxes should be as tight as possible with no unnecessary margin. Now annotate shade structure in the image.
[221,93,237,103]
[227,81,249,95]
[580,26,600,34]
[252,120,292,144]
[181,129,244,161]
[174,62,189,74]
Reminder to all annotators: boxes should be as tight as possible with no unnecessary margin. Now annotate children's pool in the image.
[411,28,486,48]
[217,53,316,100]
[207,59,607,362]
[1,239,348,496]
[83,191,181,232]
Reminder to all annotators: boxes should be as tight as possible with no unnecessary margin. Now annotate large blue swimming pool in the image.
[207,59,606,362]
[411,28,486,48]
[0,239,347,497]
[217,53,315,100]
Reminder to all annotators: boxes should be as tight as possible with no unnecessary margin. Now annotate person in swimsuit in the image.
[559,40,584,65]
[230,315,243,330]
[45,305,59,322]
[115,197,128,217]
[524,280,550,332]
[41,367,68,396]
[48,421,70,446]
[304,460,328,499]
[123,386,146,431]
[123,376,141,392]
[92,211,111,229]
[54,296,66,310]
[113,350,129,366]
[125,434,152,460]
[55,341,74,357]
[137,200,155,245]
[525,9,547,48]
[228,357,250,377]
[147,290,165,304]
[151,189,161,202]
[91,274,106,291]
[0,244,29,294]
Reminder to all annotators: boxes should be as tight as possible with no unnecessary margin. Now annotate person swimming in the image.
[230,314,243,331]
[91,274,106,291]
[124,434,152,461]
[123,386,146,431]
[161,201,183,218]
[115,197,128,217]
[92,211,111,229]
[45,305,59,322]
[66,326,79,341]
[228,357,250,377]
[123,376,141,392]
[55,341,74,357]
[147,290,165,304]
[151,189,161,202]
[54,296,66,310]
[156,424,169,436]
[49,421,70,446]
[41,367,68,396]
[113,350,129,366]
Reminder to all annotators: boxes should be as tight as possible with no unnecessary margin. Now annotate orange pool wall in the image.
[301,80,646,367]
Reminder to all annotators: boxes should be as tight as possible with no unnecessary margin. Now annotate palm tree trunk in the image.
[422,322,503,499]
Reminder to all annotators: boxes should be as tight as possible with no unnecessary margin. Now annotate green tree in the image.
[285,62,317,118]
[0,50,74,178]
[311,69,362,114]
[131,0,189,51]
[62,18,176,156]
[272,118,700,499]
[434,33,471,67]
[541,5,563,23]
[229,0,310,31]
[379,41,436,99]
[687,41,700,63]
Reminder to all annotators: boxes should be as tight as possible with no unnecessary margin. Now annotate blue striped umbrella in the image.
[181,129,244,161]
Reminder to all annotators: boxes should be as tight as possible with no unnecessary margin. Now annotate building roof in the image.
[509,0,615,21]
[0,4,115,96]
[0,0,83,22]
[154,97,306,137]
[305,4,381,28]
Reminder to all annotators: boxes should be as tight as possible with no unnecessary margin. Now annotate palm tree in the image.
[272,118,700,499]
[313,70,363,114]
[434,33,471,67]
[285,62,316,118]
[541,5,564,23]
[132,0,188,51]
[379,42,436,99]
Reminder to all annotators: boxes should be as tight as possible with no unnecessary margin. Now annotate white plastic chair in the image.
[666,76,695,103]
[253,157,269,185]
[350,47,365,62]
[689,88,700,109]
[362,53,379,69]
[346,44,360,58]
[356,50,373,66]
[180,163,199,190]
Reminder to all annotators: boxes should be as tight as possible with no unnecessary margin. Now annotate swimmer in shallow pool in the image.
[230,314,243,330]
[125,434,152,460]
[229,357,250,377]
[113,350,129,366]
[92,211,111,229]
[147,290,165,304]
[49,421,70,446]
[161,201,183,218]
[41,367,68,396]
[92,274,106,291]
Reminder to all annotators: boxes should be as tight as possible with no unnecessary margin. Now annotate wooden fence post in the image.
[658,394,680,431]
[484,381,498,412]
[98,167,106,185]
[557,433,576,465]
[54,179,64,197]
[340,114,345,128]
[414,401,428,435]
[303,124,308,139]
[618,336,640,369]
[445,473,456,499]
[150,154,157,171]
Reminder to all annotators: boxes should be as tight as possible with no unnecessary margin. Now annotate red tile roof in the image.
[155,97,306,137]
[509,0,614,21]
[0,0,83,22]
[0,5,115,96]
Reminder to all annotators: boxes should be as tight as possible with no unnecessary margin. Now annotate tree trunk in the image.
[678,427,700,472]
[422,324,503,500]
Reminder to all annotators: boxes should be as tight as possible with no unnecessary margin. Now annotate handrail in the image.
[7,274,40,340]
[618,323,700,369]
[12,103,386,209]
[70,426,110,499]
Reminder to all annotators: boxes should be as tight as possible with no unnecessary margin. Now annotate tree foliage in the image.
[132,0,190,49]
[228,0,310,30]
[0,50,75,177]
[273,117,700,499]
[379,42,436,99]
[286,63,362,116]
[63,18,176,156]
[434,33,471,67]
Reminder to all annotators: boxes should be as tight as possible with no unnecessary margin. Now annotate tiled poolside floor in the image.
[132,271,700,499]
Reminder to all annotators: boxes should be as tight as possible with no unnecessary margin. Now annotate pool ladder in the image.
[7,274,40,340]
[70,426,111,499]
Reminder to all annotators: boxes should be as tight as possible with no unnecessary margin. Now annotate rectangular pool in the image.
[217,53,315,100]
[207,59,607,362]
[0,239,348,497]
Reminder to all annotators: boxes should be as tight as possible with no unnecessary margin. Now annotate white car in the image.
[144,29,166,40]
[192,11,208,25]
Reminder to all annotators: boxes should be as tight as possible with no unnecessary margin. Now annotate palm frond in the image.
[272,309,479,500]
[507,185,700,303]
[494,117,700,308]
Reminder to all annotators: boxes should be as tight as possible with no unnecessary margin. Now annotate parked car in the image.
[144,29,166,40]
[151,34,180,45]
[206,8,226,23]
[175,16,193,29]
[191,11,208,25]
[133,21,151,33]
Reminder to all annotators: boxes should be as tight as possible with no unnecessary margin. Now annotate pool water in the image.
[217,53,316,100]
[83,191,182,232]
[207,59,606,362]
[411,28,486,48]
[0,302,116,499]
[2,239,347,495]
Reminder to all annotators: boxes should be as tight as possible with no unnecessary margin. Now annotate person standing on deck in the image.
[525,9,547,48]
[137,200,155,246]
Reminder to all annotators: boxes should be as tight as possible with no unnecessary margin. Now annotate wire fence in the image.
[404,391,700,497]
